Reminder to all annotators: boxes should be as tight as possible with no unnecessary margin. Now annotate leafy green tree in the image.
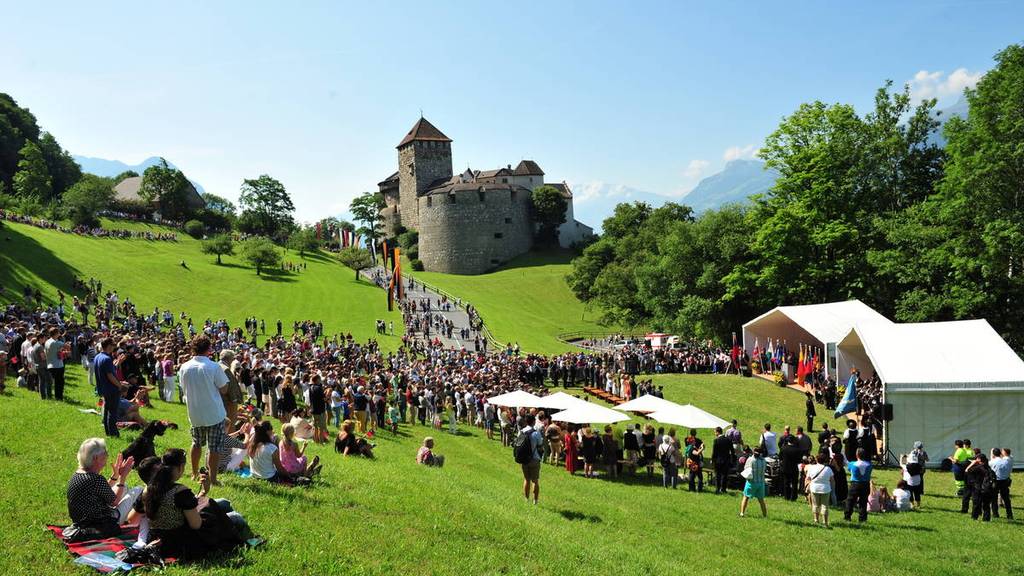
[338,246,374,280]
[531,185,568,245]
[12,140,51,200]
[241,236,282,275]
[62,174,114,227]
[138,158,194,219]
[201,192,236,216]
[0,93,40,189]
[201,234,235,264]
[287,227,320,257]
[183,219,205,238]
[349,191,384,241]
[36,132,81,200]
[870,44,1024,348]
[238,174,295,238]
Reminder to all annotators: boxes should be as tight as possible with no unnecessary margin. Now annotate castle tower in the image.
[396,117,452,230]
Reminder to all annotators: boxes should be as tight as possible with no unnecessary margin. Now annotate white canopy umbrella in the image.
[488,390,544,408]
[550,403,632,424]
[647,404,731,429]
[535,391,591,411]
[614,394,682,413]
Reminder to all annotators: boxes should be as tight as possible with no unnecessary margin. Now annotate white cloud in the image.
[908,67,983,103]
[723,144,758,162]
[683,159,709,180]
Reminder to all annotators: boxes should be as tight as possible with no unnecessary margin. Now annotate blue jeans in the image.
[331,406,342,428]
[102,391,121,436]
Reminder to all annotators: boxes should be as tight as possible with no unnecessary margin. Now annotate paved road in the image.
[360,265,484,351]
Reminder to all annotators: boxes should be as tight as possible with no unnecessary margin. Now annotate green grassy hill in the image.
[0,219,402,348]
[410,250,613,354]
[2,369,1022,575]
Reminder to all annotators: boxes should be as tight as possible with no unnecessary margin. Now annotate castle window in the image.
[448,193,456,204]
[511,190,517,200]
[426,196,432,207]
[478,190,485,202]
[530,177,534,183]
[494,232,503,239]
[502,178,508,183]
[504,217,511,224]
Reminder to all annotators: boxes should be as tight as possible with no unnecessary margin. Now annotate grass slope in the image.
[411,250,611,354]
[0,220,402,348]
[1,369,1022,575]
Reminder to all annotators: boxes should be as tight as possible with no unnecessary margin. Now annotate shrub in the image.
[406,245,419,260]
[398,229,419,250]
[410,258,424,271]
[183,219,205,238]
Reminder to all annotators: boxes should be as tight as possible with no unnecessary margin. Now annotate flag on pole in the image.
[394,247,402,300]
[834,374,858,417]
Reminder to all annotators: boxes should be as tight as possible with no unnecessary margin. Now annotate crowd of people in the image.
[1,210,179,241]
[0,274,1016,566]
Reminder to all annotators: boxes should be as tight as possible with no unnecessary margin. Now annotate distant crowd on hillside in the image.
[1,209,179,241]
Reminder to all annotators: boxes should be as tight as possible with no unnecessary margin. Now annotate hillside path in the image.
[360,265,483,351]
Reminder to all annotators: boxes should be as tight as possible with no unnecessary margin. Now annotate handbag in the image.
[740,460,753,480]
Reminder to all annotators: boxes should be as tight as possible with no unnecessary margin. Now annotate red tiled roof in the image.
[397,117,452,148]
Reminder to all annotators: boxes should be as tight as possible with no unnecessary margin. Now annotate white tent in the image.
[535,392,591,411]
[488,390,544,408]
[550,404,632,424]
[648,404,731,429]
[837,320,1024,467]
[614,394,682,414]
[743,299,892,380]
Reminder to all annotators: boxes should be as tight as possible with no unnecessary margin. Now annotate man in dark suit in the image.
[712,426,735,494]
[805,392,817,432]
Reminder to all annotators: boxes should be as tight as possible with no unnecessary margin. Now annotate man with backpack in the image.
[514,414,542,504]
[964,453,997,521]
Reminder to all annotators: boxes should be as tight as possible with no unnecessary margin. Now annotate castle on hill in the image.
[379,117,593,274]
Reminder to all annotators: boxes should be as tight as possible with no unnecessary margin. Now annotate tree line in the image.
[568,44,1024,352]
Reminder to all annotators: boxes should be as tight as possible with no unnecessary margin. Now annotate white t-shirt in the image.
[893,488,912,511]
[178,355,229,427]
[250,443,278,479]
[761,431,778,456]
[805,463,834,494]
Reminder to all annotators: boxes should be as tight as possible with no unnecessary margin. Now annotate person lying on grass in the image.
[126,448,252,560]
[335,419,375,457]
[248,421,318,483]
[64,438,138,541]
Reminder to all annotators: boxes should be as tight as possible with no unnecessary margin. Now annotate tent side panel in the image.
[887,390,1024,469]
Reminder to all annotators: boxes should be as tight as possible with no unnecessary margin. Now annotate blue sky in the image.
[2,0,1020,223]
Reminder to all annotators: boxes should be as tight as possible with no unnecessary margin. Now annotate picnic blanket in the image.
[45,525,175,573]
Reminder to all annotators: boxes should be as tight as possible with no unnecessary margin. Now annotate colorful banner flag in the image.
[834,374,858,417]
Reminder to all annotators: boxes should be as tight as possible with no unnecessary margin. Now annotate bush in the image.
[406,245,419,260]
[183,219,205,238]
[398,230,419,250]
[410,258,424,271]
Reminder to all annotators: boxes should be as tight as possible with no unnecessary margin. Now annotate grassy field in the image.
[2,368,1022,576]
[0,219,402,349]
[410,250,613,354]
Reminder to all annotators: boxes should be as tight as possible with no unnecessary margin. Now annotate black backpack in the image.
[980,468,997,494]
[513,430,534,464]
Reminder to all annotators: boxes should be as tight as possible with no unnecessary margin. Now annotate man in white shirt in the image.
[179,336,229,486]
[760,423,778,458]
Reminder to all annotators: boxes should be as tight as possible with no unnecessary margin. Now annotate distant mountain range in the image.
[72,155,205,193]
[679,158,779,213]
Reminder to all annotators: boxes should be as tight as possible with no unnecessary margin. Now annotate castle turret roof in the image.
[397,117,452,148]
[513,160,544,176]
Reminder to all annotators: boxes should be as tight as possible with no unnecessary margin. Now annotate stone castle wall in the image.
[417,187,534,274]
[397,140,452,230]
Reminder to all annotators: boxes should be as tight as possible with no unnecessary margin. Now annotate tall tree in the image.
[200,192,237,216]
[531,185,568,246]
[338,246,374,281]
[138,158,194,219]
[12,140,51,200]
[238,174,294,238]
[870,44,1024,348]
[349,191,384,239]
[0,93,40,189]
[36,132,81,200]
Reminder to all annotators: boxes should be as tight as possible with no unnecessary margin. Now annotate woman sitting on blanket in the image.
[127,449,251,559]
[247,421,310,483]
[64,438,138,541]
